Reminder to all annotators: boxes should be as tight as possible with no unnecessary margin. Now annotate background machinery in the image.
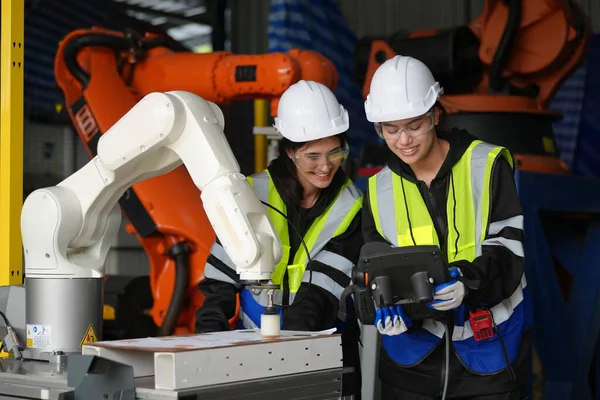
[356,0,590,174]
[53,27,339,338]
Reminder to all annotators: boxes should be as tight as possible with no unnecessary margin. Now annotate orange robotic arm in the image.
[54,27,338,336]
[361,0,590,112]
[358,0,590,174]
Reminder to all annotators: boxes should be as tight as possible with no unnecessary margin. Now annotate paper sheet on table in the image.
[87,328,337,351]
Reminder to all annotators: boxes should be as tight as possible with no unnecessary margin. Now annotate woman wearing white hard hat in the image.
[195,80,363,398]
[362,55,531,399]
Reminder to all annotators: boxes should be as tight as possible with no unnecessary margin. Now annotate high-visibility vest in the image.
[238,170,363,329]
[368,140,532,374]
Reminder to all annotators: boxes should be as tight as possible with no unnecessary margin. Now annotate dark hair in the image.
[434,101,449,132]
[268,134,348,206]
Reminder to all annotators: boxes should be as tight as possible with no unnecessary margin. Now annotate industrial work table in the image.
[0,330,352,399]
[0,358,348,399]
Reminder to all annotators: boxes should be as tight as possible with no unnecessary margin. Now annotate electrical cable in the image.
[449,165,461,259]
[398,128,451,400]
[441,323,450,400]
[0,310,24,360]
[159,241,191,336]
[491,311,517,381]
[259,201,313,309]
[0,311,10,327]
[383,167,452,399]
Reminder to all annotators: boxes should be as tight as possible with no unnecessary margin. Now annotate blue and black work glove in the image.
[427,266,466,311]
[375,305,412,336]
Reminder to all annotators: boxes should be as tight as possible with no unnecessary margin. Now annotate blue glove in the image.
[375,305,412,335]
[427,266,466,311]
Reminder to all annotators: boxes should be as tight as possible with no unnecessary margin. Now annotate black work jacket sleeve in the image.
[194,239,241,333]
[455,158,525,306]
[284,212,364,331]
[195,278,238,333]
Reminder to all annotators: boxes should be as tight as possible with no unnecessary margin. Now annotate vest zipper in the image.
[425,186,447,257]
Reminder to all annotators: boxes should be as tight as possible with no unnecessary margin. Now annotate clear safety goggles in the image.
[292,143,349,172]
[374,111,434,141]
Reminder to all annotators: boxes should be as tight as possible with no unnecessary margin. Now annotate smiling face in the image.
[376,109,440,167]
[287,136,347,192]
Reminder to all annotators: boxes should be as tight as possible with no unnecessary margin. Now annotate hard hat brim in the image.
[281,122,349,143]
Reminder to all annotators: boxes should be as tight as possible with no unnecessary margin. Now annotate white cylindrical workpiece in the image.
[261,313,281,337]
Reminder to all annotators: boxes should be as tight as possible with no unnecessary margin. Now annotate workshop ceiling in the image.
[22,0,226,122]
[110,0,217,51]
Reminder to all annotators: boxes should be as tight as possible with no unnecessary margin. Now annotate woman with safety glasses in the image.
[362,56,531,400]
[195,80,364,398]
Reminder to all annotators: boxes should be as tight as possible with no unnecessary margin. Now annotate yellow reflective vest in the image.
[369,140,512,261]
[367,140,531,374]
[238,170,363,329]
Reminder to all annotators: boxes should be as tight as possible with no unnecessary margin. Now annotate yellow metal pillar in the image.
[254,99,268,173]
[0,0,25,285]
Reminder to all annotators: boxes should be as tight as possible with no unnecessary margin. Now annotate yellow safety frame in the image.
[253,99,269,173]
[0,0,25,286]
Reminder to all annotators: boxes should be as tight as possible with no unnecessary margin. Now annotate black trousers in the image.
[381,383,524,400]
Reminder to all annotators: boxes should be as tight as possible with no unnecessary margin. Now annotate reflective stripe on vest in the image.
[368,141,531,374]
[239,170,362,329]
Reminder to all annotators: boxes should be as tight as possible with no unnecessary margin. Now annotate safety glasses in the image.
[292,143,349,172]
[374,111,434,141]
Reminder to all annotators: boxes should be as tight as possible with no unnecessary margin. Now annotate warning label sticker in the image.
[80,324,98,348]
[26,324,52,348]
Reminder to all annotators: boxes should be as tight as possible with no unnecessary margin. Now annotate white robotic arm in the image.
[13,91,283,359]
[21,91,282,282]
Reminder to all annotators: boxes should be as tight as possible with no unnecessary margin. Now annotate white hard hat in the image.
[364,55,443,123]
[274,80,349,142]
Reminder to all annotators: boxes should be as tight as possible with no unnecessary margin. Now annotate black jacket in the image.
[363,129,530,397]
[195,165,364,396]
